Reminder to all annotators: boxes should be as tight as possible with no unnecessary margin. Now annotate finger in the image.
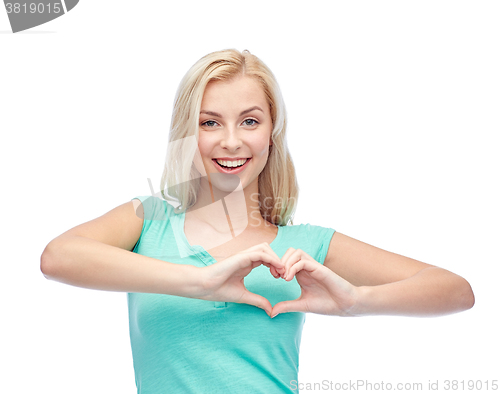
[247,251,283,272]
[283,248,302,279]
[243,242,281,262]
[263,261,285,277]
[280,247,296,264]
[263,263,283,279]
[250,260,279,279]
[270,265,279,278]
[285,257,322,281]
[260,243,284,273]
[241,243,285,274]
[239,290,273,316]
[271,299,308,317]
[283,249,317,280]
[284,259,308,281]
[287,257,327,282]
[280,247,296,277]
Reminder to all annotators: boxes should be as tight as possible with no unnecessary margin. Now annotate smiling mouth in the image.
[214,158,249,168]
[212,158,251,172]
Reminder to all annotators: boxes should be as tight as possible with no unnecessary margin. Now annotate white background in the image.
[1,1,498,393]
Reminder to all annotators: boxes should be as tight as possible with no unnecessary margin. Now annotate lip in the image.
[214,157,250,160]
[212,158,251,174]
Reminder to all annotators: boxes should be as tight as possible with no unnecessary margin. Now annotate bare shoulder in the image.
[50,199,144,251]
[323,232,434,286]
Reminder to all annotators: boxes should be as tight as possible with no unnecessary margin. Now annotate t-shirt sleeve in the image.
[304,223,336,265]
[130,195,173,254]
[131,195,171,221]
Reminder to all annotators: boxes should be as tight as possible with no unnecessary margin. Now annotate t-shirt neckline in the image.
[175,209,282,264]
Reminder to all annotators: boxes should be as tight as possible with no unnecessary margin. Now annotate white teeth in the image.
[215,159,248,168]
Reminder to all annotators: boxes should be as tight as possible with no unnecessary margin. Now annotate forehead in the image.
[201,76,268,111]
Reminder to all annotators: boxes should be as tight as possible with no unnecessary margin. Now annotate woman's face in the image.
[197,75,273,194]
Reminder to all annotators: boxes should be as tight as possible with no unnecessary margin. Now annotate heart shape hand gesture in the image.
[271,247,359,317]
[198,244,359,318]
[197,243,286,317]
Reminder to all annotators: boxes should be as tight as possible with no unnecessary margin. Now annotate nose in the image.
[219,125,242,151]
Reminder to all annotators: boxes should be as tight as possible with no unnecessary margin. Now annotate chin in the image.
[207,172,245,194]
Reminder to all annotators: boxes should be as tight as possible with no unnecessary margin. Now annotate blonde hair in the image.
[160,48,299,226]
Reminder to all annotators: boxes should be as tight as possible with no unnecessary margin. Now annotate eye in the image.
[201,120,219,128]
[242,119,259,126]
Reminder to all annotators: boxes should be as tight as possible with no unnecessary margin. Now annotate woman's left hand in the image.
[270,248,360,318]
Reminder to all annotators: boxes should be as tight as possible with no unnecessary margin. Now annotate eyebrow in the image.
[200,106,264,118]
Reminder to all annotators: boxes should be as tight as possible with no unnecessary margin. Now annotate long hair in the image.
[160,49,298,226]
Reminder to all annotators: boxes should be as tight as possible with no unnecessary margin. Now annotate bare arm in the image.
[40,199,201,297]
[351,266,474,316]
[41,235,201,296]
[324,232,475,316]
[40,199,285,314]
[272,232,474,317]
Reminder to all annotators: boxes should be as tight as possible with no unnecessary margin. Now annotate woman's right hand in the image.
[196,243,285,316]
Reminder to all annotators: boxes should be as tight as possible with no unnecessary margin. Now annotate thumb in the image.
[270,299,307,318]
[239,291,273,317]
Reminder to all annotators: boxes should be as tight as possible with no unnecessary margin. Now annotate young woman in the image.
[40,49,475,393]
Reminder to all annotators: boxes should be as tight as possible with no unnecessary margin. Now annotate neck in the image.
[186,177,273,236]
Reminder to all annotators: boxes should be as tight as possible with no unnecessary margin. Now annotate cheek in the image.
[253,143,271,173]
[197,135,213,159]
[194,136,215,175]
[252,139,271,158]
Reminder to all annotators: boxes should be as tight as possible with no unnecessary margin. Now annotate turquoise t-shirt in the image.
[128,195,336,394]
